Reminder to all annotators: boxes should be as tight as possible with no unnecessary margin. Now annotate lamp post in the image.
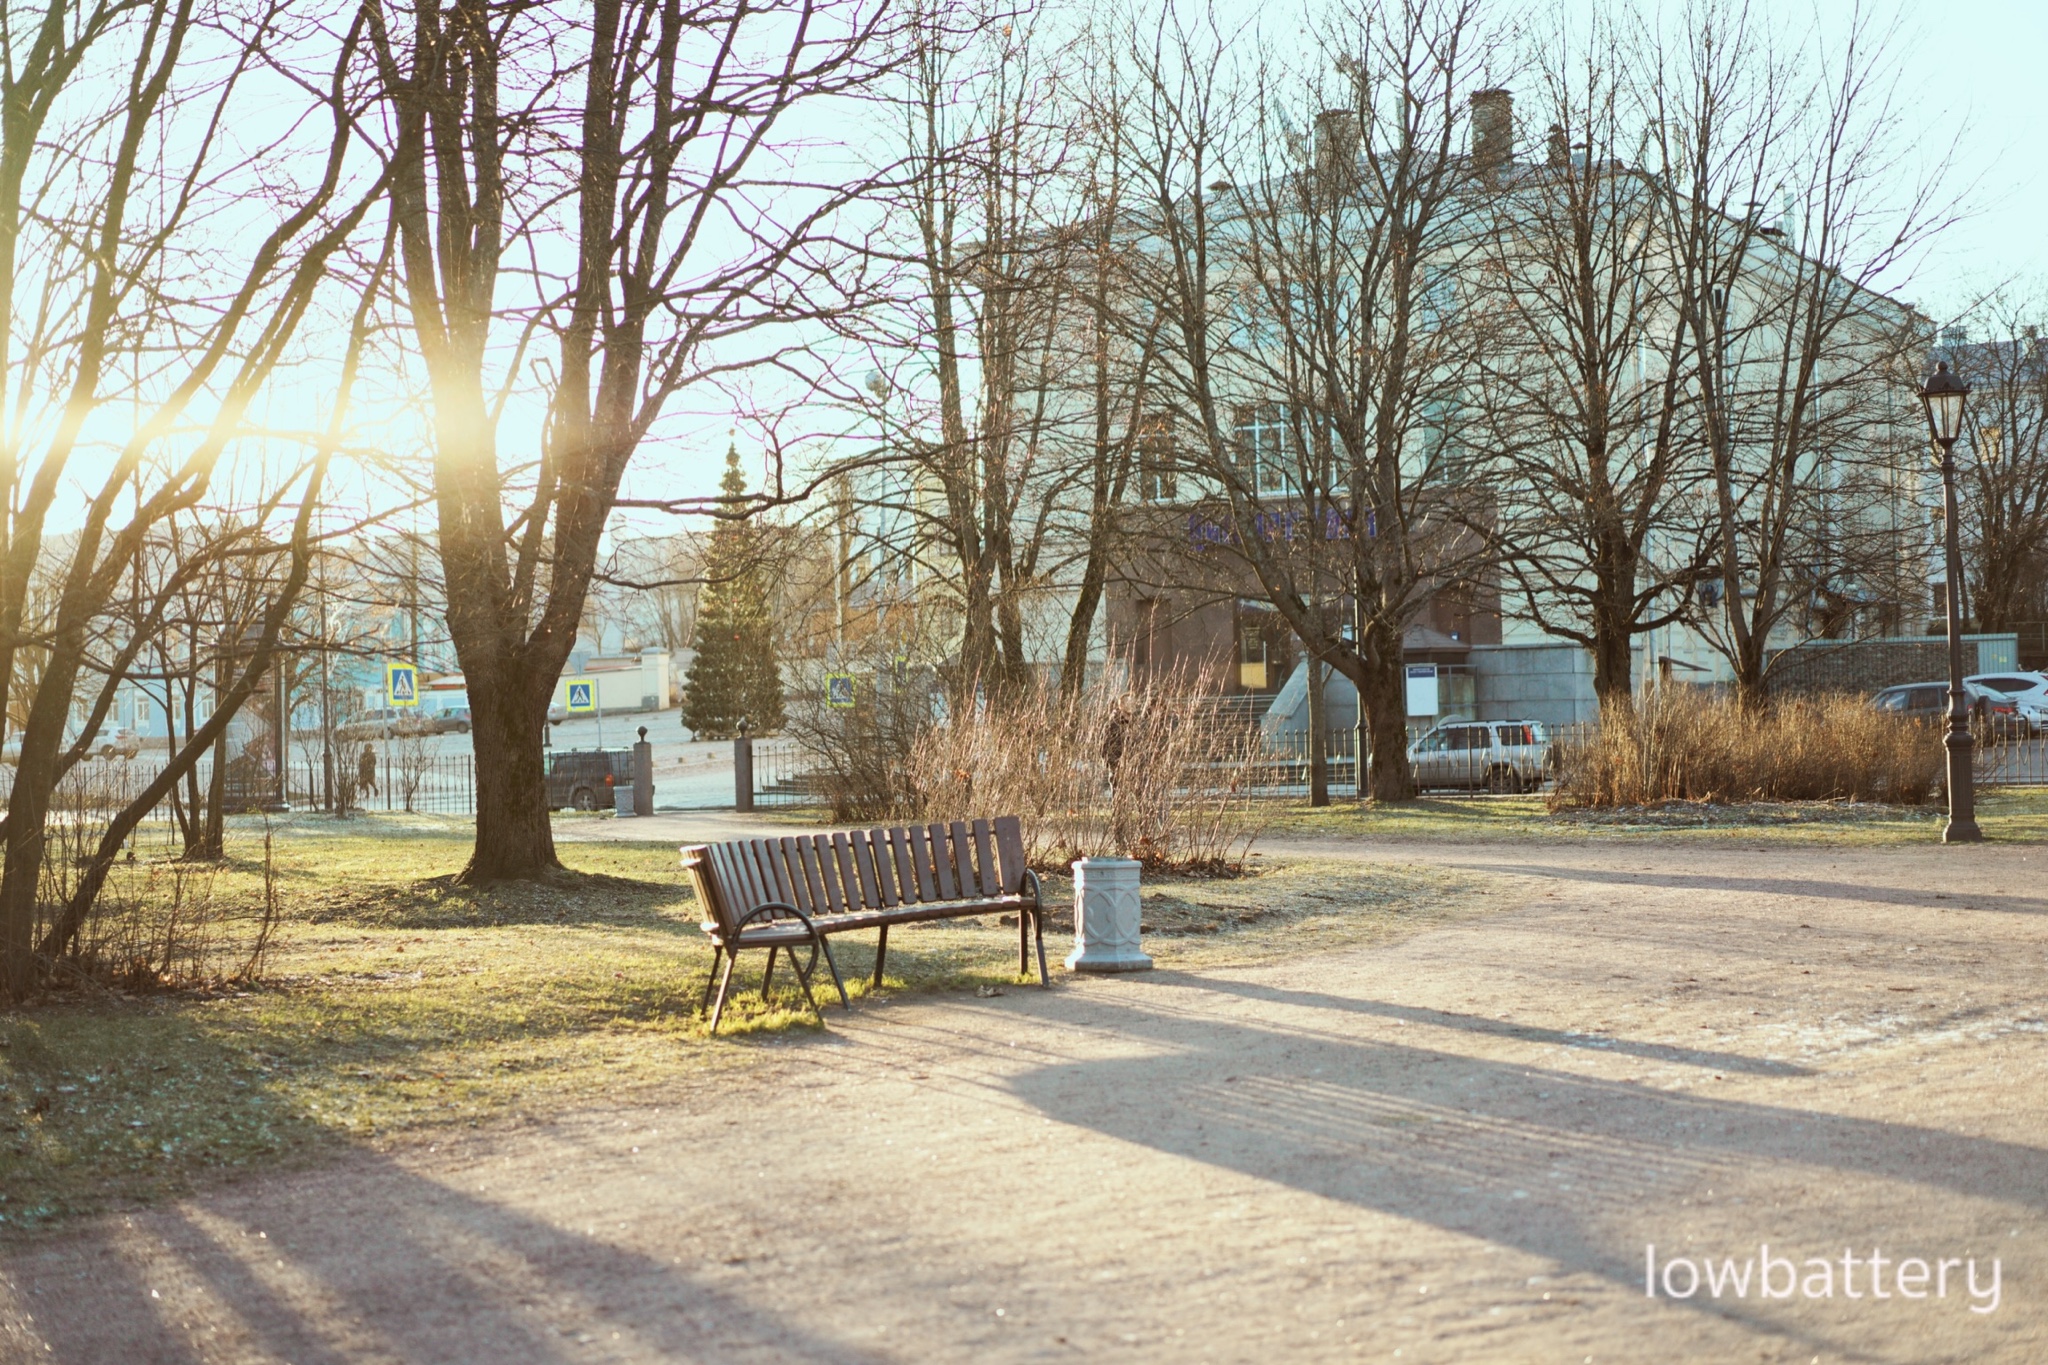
[1919,359,1980,843]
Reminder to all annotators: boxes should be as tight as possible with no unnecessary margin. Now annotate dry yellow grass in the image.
[1551,690,1943,808]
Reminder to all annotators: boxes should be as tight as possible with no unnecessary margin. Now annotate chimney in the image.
[1470,89,1513,172]
[1315,108,1361,188]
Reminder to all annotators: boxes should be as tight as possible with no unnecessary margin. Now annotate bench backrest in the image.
[682,815,1030,939]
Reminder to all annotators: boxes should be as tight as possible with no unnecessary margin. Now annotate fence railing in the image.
[753,739,826,808]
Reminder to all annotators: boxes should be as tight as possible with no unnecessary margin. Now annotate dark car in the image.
[545,748,631,811]
[1872,680,2023,740]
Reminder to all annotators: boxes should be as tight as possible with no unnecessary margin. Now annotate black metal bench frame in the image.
[682,815,1048,1033]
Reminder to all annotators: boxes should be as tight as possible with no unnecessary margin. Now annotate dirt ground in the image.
[2,834,2044,1364]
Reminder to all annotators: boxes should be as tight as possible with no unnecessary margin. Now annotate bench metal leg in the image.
[699,946,723,1013]
[706,948,740,1034]
[760,946,778,1001]
[817,931,850,1008]
[873,924,889,989]
[1018,911,1029,975]
[1032,905,1050,986]
[790,944,824,1020]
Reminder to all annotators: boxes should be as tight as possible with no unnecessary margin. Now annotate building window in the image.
[1137,413,1177,503]
[1233,403,1296,496]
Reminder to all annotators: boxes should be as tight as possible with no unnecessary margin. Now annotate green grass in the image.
[1257,786,2048,846]
[0,815,1489,1236]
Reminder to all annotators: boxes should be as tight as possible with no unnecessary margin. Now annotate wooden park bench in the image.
[681,815,1049,1033]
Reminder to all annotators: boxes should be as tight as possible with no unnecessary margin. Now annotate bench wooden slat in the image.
[971,818,999,897]
[866,828,899,906]
[813,834,846,914]
[906,825,937,900]
[709,844,749,920]
[948,821,974,898]
[739,843,772,916]
[850,829,884,906]
[739,841,771,912]
[886,827,919,904]
[682,847,722,930]
[793,836,828,913]
[832,833,862,912]
[927,823,958,899]
[775,837,811,912]
[758,838,796,906]
[750,840,789,908]
[994,816,1028,895]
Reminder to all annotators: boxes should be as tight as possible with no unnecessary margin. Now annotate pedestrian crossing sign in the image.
[386,662,418,707]
[827,674,856,708]
[566,679,596,713]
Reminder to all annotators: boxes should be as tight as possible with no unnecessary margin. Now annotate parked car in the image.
[545,749,631,811]
[0,724,143,763]
[1871,680,2023,739]
[1965,671,2048,735]
[335,707,433,742]
[425,706,472,735]
[1407,718,1552,792]
[85,726,142,759]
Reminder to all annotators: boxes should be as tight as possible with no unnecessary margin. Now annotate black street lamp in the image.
[1919,359,1980,843]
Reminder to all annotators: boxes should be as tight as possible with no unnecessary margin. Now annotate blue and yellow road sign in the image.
[566,679,596,713]
[826,674,856,708]
[386,662,418,707]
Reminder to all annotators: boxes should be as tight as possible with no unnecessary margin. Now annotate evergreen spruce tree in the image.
[681,444,785,739]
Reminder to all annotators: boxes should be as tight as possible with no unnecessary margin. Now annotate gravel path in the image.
[3,835,2044,1363]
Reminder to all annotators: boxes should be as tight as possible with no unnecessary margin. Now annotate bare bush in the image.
[34,769,283,993]
[780,660,938,821]
[912,681,1268,873]
[1550,690,1942,808]
[393,732,433,814]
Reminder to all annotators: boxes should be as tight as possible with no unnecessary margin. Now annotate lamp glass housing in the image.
[1920,360,1969,449]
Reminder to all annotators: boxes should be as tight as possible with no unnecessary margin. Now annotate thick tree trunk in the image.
[461,662,558,881]
[1590,575,1636,710]
[1357,619,1413,803]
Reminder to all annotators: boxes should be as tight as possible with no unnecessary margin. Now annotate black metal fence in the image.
[289,753,477,814]
[753,739,826,808]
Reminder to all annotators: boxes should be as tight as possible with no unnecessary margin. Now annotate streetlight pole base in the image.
[1943,817,1983,844]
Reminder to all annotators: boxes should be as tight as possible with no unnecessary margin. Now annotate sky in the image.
[1864,0,2048,317]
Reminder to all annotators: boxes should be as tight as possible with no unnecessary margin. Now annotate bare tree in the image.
[366,0,899,880]
[1109,0,1497,800]
[1648,1,1946,704]
[1952,297,2048,635]
[1468,12,1711,709]
[0,1,385,998]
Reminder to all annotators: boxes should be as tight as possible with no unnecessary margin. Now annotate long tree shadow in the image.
[1451,861,2048,915]
[1175,975,1810,1075]
[9,1151,885,1365]
[1004,993,2047,1345]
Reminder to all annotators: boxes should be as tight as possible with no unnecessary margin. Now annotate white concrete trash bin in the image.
[1065,857,1152,973]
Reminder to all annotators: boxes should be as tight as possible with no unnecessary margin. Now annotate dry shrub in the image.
[1550,688,1942,808]
[781,659,934,821]
[912,679,1267,873]
[32,765,282,994]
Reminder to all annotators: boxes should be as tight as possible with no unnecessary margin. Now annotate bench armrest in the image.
[1020,867,1043,905]
[735,901,822,940]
